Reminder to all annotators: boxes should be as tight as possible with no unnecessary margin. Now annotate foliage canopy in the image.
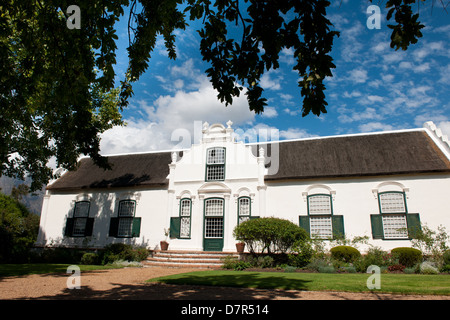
[0,0,432,189]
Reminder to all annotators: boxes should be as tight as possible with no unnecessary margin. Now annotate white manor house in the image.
[36,121,450,253]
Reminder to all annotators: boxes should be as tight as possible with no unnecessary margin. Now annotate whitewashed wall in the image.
[36,188,168,249]
[265,174,450,252]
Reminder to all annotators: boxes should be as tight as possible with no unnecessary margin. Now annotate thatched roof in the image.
[257,130,450,181]
[47,130,450,191]
[47,152,172,190]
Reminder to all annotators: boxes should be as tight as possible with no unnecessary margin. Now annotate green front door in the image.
[203,198,224,251]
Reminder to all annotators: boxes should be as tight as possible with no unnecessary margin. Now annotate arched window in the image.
[299,185,344,240]
[370,182,420,240]
[179,198,192,239]
[237,196,251,225]
[64,196,94,238]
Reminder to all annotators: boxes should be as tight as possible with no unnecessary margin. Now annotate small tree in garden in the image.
[411,224,449,258]
[233,217,308,254]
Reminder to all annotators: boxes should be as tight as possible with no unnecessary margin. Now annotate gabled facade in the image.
[36,121,450,252]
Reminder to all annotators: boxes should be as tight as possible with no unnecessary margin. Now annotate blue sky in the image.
[99,1,450,155]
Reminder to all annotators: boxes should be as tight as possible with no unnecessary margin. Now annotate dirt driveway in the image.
[0,266,448,300]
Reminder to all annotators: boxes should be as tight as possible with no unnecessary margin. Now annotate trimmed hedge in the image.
[233,217,308,254]
[330,246,361,263]
[391,247,422,267]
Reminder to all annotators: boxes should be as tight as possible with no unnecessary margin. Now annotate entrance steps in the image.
[144,250,239,269]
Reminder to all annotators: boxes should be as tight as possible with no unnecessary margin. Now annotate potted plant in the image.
[236,242,245,253]
[160,228,170,251]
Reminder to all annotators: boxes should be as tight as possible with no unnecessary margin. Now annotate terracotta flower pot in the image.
[236,242,245,253]
[160,241,169,251]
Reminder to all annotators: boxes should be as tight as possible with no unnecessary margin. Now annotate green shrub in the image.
[342,266,357,273]
[330,246,361,263]
[391,247,422,267]
[287,240,314,268]
[306,258,331,272]
[403,267,415,274]
[284,265,297,273]
[318,266,335,273]
[441,264,450,273]
[443,250,450,265]
[100,244,149,265]
[80,252,100,265]
[221,255,239,269]
[233,217,308,254]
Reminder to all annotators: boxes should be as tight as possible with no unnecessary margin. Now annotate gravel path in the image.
[0,266,449,300]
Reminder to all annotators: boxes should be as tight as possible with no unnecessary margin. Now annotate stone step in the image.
[143,250,240,269]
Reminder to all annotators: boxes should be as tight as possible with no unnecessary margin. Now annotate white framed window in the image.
[204,198,224,239]
[379,192,407,214]
[382,214,408,239]
[180,199,192,239]
[118,200,136,237]
[300,192,344,240]
[238,197,251,224]
[205,198,224,216]
[72,201,90,236]
[308,194,332,215]
[310,216,333,239]
[206,147,225,181]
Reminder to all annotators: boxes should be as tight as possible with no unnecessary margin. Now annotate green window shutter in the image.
[64,218,74,237]
[406,213,421,238]
[170,217,181,239]
[131,217,141,237]
[370,214,384,239]
[109,217,119,237]
[84,218,95,236]
[299,215,310,236]
[332,215,345,239]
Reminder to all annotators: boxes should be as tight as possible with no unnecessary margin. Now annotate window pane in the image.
[74,202,89,217]
[206,165,225,180]
[310,216,332,239]
[239,198,250,216]
[119,201,135,217]
[180,200,191,216]
[205,199,224,216]
[382,214,408,239]
[308,195,332,215]
[205,217,223,238]
[180,217,191,238]
[73,218,87,236]
[207,148,225,164]
[379,193,406,213]
[118,218,133,237]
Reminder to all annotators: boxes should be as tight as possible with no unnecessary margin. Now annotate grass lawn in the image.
[149,270,450,296]
[0,263,121,277]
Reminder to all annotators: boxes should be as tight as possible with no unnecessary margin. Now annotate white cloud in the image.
[279,128,317,140]
[358,122,394,133]
[348,68,368,83]
[101,77,254,154]
[412,41,445,61]
[279,47,295,66]
[438,121,450,138]
[338,107,383,123]
[261,106,278,118]
[260,70,283,90]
